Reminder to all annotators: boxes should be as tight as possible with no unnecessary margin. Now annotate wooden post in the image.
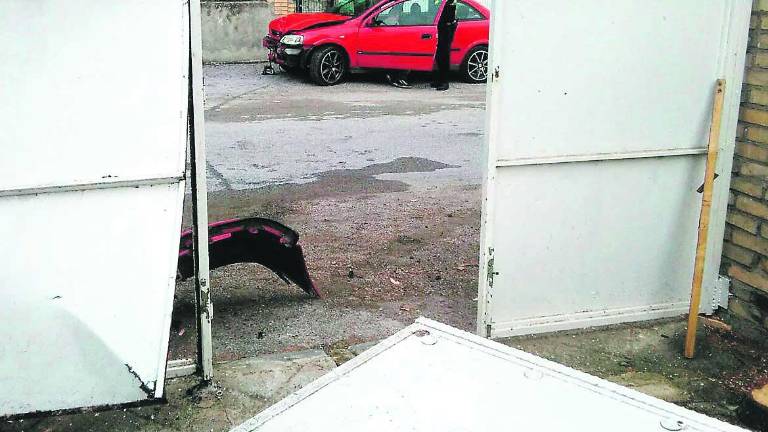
[684,79,726,359]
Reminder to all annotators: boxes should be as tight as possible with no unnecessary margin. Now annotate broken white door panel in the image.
[0,0,188,191]
[0,184,184,415]
[231,318,748,432]
[478,0,751,338]
[0,0,189,416]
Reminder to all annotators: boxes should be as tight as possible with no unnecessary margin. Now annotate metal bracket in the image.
[711,275,731,310]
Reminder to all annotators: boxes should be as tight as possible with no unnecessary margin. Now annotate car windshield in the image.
[329,0,384,17]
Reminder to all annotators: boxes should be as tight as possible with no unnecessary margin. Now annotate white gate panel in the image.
[490,158,703,332]
[0,0,189,416]
[492,1,727,162]
[0,185,184,414]
[478,0,750,338]
[0,0,188,189]
[0,0,188,191]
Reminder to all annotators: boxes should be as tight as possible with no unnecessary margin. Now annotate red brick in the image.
[737,142,768,162]
[732,229,768,255]
[729,264,768,293]
[731,176,764,197]
[723,242,758,266]
[735,195,768,219]
[740,161,768,177]
[727,210,760,234]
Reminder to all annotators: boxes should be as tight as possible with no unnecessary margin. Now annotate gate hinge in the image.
[486,247,499,288]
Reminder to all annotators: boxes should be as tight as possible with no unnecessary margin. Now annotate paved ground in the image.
[202,65,485,191]
[6,65,768,431]
[169,65,487,362]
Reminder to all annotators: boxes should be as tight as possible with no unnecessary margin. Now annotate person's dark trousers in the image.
[434,26,456,88]
[433,1,457,90]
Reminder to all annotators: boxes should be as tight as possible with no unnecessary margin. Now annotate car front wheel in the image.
[462,46,489,84]
[309,46,347,86]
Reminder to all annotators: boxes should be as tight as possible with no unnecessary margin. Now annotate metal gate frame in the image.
[477,1,751,338]
[166,0,214,382]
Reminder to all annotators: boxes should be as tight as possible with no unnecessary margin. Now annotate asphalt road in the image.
[203,64,487,192]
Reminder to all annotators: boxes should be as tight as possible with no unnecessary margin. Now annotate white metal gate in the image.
[478,0,751,338]
[0,0,190,415]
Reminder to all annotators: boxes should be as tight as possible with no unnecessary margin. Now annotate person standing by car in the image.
[433,0,458,91]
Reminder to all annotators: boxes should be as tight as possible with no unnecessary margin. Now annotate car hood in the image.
[269,13,349,34]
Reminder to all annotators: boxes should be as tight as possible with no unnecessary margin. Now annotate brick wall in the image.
[721,0,768,331]
[273,0,295,15]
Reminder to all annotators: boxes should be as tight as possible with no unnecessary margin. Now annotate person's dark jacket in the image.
[438,1,457,30]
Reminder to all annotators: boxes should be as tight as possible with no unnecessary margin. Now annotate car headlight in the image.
[280,35,304,45]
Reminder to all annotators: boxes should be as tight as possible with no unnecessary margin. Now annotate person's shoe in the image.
[435,83,450,91]
[386,74,411,89]
[397,79,413,89]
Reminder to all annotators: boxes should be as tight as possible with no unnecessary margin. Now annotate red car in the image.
[263,0,490,86]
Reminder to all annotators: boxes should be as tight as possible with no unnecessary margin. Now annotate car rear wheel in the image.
[309,46,347,86]
[462,46,489,84]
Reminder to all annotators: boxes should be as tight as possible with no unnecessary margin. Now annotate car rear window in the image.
[456,1,484,20]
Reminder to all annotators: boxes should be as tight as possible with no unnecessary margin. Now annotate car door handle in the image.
[421,33,433,39]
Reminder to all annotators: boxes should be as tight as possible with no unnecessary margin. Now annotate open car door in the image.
[357,0,440,71]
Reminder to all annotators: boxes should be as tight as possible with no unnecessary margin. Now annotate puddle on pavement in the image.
[184,157,458,223]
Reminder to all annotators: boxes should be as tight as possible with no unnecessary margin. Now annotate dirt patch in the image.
[170,183,482,363]
[503,319,768,428]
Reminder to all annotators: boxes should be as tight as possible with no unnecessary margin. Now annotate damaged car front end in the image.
[262,10,354,71]
[262,0,388,82]
[263,32,308,70]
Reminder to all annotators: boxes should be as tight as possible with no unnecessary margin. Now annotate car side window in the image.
[456,1,484,21]
[374,0,439,26]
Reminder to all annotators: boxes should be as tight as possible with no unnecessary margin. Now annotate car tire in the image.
[309,46,347,86]
[461,45,489,84]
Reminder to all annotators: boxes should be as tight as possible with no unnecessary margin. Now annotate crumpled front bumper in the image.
[263,36,306,68]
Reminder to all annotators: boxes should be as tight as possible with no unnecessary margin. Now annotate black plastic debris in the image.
[177,217,321,298]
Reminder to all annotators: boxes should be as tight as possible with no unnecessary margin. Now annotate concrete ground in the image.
[169,64,487,362]
[6,65,768,431]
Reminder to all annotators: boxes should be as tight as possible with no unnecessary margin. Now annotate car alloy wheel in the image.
[320,50,344,84]
[467,49,488,82]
